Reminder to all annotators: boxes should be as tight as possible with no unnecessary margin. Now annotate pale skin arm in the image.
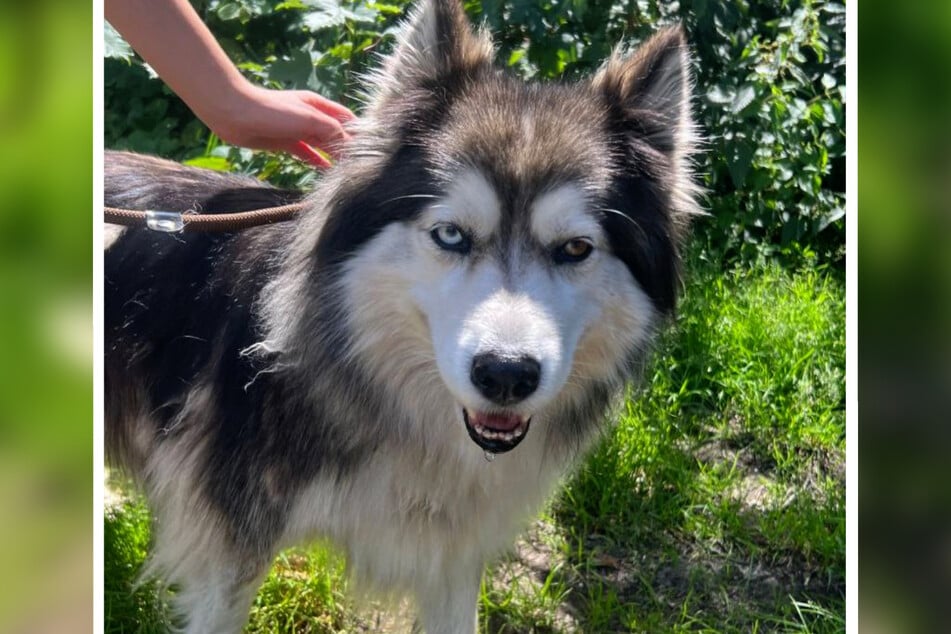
[105,0,354,168]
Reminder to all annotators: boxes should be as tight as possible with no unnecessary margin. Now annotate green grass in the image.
[104,495,361,633]
[104,497,171,633]
[248,547,353,632]
[104,258,845,633]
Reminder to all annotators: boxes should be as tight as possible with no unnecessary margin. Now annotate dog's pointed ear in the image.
[381,0,493,88]
[592,26,694,157]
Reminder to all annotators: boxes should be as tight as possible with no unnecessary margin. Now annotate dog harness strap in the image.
[103,203,307,232]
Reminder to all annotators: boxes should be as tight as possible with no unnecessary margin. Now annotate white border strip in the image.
[92,0,105,631]
[844,0,857,630]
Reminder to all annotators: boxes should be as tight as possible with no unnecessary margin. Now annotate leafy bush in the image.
[104,0,845,265]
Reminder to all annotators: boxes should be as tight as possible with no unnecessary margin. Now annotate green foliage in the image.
[104,0,844,265]
[689,0,846,265]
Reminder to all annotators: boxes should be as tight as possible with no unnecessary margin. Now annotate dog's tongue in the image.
[469,411,523,431]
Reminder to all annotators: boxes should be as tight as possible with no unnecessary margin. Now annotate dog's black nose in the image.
[470,353,541,405]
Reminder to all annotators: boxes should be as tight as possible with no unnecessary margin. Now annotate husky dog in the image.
[104,0,699,631]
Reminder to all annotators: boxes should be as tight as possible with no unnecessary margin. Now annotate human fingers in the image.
[291,141,333,169]
[295,91,356,124]
[297,113,351,159]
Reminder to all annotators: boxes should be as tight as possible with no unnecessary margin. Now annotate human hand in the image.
[106,0,356,168]
[107,0,358,168]
[203,83,356,169]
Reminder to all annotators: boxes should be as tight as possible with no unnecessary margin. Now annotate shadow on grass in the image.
[480,428,845,633]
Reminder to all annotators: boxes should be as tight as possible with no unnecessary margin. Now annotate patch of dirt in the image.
[693,419,845,513]
[485,519,581,633]
[351,598,416,633]
[726,473,794,511]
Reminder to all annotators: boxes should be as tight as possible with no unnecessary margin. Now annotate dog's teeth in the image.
[469,413,530,446]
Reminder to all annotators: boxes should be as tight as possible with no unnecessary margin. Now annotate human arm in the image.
[105,0,353,167]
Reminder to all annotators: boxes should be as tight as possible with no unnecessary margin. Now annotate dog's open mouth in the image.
[463,409,531,454]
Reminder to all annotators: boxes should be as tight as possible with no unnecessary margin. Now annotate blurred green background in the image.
[860,0,951,632]
[0,0,92,632]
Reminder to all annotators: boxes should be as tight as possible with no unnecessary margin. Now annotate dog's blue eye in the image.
[553,238,594,264]
[430,223,470,253]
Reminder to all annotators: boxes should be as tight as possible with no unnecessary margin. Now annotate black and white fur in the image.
[105,0,699,631]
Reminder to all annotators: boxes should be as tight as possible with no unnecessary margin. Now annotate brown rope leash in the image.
[104,202,308,233]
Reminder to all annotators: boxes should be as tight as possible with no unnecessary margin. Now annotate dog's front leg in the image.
[175,563,268,634]
[414,566,481,634]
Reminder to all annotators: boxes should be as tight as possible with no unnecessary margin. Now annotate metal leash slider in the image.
[145,210,185,233]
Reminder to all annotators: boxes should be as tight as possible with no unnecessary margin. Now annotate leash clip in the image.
[145,210,185,233]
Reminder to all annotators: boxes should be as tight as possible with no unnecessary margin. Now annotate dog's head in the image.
[298,0,700,454]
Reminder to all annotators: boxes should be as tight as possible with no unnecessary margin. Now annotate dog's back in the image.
[104,151,302,472]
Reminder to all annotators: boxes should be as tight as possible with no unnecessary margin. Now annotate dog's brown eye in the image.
[554,238,593,264]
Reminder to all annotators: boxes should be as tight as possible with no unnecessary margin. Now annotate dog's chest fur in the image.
[283,417,566,588]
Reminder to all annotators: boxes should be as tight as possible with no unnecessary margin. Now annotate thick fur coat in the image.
[104,0,699,631]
